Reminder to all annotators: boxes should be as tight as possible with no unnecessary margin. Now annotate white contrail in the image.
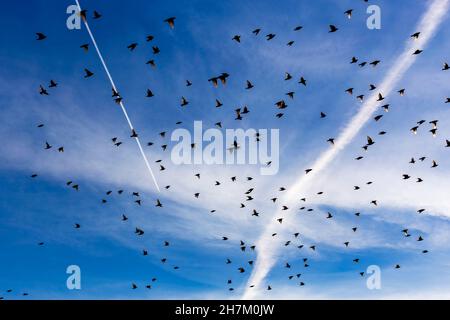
[243,0,449,299]
[75,0,160,192]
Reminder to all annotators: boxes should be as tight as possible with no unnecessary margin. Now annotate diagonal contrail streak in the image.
[243,0,450,299]
[75,0,160,192]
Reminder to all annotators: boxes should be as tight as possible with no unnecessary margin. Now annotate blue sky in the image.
[1,0,450,299]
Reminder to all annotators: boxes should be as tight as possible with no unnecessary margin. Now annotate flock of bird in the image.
[2,1,450,299]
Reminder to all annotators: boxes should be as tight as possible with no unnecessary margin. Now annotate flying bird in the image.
[164,17,176,29]
[93,10,102,19]
[411,32,421,39]
[344,9,353,19]
[127,43,138,51]
[36,32,47,40]
[329,25,338,33]
[39,85,49,95]
[84,69,94,78]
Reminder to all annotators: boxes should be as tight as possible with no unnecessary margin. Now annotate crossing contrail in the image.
[75,0,160,192]
[243,0,449,299]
